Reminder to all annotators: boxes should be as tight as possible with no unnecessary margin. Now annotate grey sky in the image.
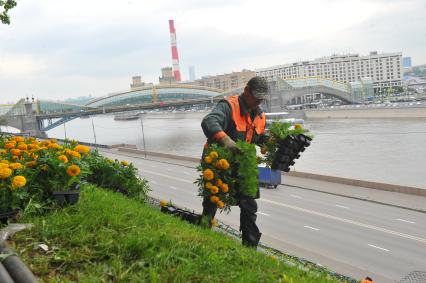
[0,0,425,103]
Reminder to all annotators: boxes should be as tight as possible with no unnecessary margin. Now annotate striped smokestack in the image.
[169,20,182,82]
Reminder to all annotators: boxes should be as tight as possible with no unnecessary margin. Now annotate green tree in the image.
[0,0,17,25]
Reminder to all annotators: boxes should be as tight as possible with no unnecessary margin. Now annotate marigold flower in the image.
[47,143,61,149]
[9,162,23,170]
[5,143,15,149]
[216,159,229,170]
[121,160,129,166]
[210,186,219,194]
[216,201,225,209]
[0,149,6,155]
[205,182,213,189]
[209,151,218,159]
[160,200,168,207]
[27,144,38,150]
[203,169,214,181]
[12,175,26,189]
[211,218,218,227]
[11,156,19,161]
[294,123,302,130]
[66,165,81,177]
[28,137,36,142]
[220,183,229,193]
[40,140,51,146]
[204,156,213,164]
[17,144,28,150]
[0,160,9,164]
[74,145,90,154]
[15,136,25,142]
[66,149,81,159]
[215,179,223,186]
[58,155,68,163]
[210,195,219,204]
[11,149,21,156]
[0,168,12,179]
[0,163,9,169]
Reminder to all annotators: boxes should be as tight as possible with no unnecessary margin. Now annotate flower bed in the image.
[0,134,149,221]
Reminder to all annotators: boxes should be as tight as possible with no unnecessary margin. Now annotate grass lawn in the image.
[10,185,344,282]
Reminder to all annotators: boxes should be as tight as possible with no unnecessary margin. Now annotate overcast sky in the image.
[0,0,425,103]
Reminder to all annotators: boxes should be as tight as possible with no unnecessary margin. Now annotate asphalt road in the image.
[101,150,426,283]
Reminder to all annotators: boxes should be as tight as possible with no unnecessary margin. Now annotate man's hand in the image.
[219,135,240,154]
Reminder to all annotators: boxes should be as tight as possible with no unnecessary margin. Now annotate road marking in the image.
[396,219,416,224]
[304,225,320,231]
[169,186,177,190]
[335,204,350,209]
[137,170,426,244]
[259,198,426,244]
[141,169,193,184]
[368,244,390,252]
[258,211,270,216]
[290,194,302,199]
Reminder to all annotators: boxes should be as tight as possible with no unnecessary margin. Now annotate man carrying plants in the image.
[200,76,270,248]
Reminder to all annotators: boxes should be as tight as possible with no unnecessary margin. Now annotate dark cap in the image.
[247,76,269,99]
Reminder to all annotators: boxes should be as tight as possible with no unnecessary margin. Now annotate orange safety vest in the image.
[225,95,266,143]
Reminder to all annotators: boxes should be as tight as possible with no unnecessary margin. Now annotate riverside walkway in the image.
[99,146,426,283]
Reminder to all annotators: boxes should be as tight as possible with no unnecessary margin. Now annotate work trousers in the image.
[202,196,262,248]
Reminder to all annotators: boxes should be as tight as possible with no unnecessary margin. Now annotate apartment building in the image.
[194,69,255,90]
[256,52,403,93]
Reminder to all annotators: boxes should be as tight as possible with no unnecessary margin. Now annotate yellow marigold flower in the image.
[211,218,218,227]
[39,146,48,151]
[160,200,168,207]
[203,169,214,181]
[0,168,12,179]
[5,143,15,149]
[0,163,9,169]
[66,165,81,177]
[205,182,213,189]
[209,151,218,160]
[0,160,9,164]
[58,155,68,163]
[121,160,129,166]
[294,123,302,130]
[220,183,229,193]
[47,143,60,149]
[9,162,23,170]
[210,195,219,204]
[74,145,90,154]
[26,161,37,168]
[210,186,219,194]
[219,159,230,170]
[15,136,25,142]
[215,179,223,186]
[204,156,213,164]
[216,201,225,209]
[40,140,50,146]
[0,149,6,155]
[12,175,26,189]
[27,144,38,150]
[65,149,81,159]
[11,149,21,156]
[17,144,28,150]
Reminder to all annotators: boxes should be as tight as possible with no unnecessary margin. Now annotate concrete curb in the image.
[115,147,426,197]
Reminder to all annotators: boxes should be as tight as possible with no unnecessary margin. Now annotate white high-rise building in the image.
[256,51,402,93]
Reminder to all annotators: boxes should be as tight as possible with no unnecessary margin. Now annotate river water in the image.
[43,112,426,189]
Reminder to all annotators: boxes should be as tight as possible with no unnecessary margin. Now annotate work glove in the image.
[218,135,240,154]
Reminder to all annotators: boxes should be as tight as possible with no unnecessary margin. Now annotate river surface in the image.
[43,112,426,189]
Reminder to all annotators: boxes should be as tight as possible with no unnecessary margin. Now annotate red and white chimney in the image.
[169,20,182,82]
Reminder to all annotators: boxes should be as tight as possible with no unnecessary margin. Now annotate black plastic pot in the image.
[52,191,80,206]
[0,210,19,225]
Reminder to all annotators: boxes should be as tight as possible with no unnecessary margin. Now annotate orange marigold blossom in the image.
[210,186,219,194]
[66,165,81,177]
[9,163,23,170]
[58,155,68,163]
[294,123,302,130]
[205,182,213,189]
[17,144,28,150]
[74,145,90,154]
[203,169,214,181]
[12,175,26,189]
[216,159,229,170]
[215,179,223,186]
[209,195,219,204]
[0,163,9,169]
[209,151,218,159]
[0,168,12,179]
[204,156,213,164]
[5,143,15,149]
[159,200,168,207]
[11,149,21,156]
[216,201,225,209]
[121,160,129,166]
[0,160,9,164]
[220,183,229,193]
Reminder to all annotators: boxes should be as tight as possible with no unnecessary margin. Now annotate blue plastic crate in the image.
[258,166,281,188]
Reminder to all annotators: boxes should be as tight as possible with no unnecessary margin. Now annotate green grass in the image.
[11,185,343,282]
